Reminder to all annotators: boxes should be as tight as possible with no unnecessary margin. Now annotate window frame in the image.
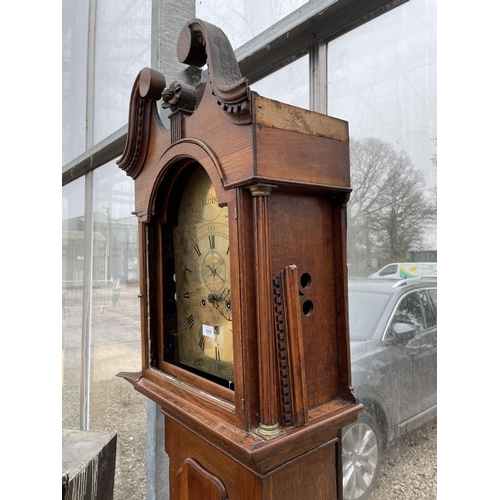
[62,0,408,186]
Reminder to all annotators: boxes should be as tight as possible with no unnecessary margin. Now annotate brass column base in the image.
[253,422,285,441]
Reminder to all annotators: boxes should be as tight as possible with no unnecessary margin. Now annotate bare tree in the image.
[347,138,436,275]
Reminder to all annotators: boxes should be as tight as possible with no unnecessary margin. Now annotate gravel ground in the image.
[63,283,437,499]
[63,284,148,500]
[369,418,437,499]
[63,386,436,500]
[62,379,147,500]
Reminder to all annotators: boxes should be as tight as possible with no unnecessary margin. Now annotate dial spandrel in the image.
[172,166,233,382]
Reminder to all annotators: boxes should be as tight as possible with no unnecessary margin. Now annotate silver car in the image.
[342,277,437,500]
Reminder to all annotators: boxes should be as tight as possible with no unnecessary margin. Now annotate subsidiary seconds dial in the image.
[201,233,229,294]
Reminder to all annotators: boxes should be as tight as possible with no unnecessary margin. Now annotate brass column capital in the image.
[247,183,277,197]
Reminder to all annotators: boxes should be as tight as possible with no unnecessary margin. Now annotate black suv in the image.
[342,278,437,500]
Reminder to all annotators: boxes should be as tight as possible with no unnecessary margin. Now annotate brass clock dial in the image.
[173,165,234,382]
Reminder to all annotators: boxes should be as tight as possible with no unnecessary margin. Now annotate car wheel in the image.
[342,411,383,500]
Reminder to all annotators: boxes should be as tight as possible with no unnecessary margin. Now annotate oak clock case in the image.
[117,17,364,500]
[159,163,234,388]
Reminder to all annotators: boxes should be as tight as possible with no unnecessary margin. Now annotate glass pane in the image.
[328,0,437,277]
[196,0,309,49]
[93,0,152,144]
[251,55,309,109]
[62,0,89,164]
[90,161,145,500]
[62,177,86,429]
[332,2,438,499]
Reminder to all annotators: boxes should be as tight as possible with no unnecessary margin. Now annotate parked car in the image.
[342,277,437,500]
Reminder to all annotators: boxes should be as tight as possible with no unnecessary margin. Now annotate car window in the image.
[379,264,398,276]
[390,290,435,333]
[348,291,391,340]
[428,288,437,309]
[420,291,435,327]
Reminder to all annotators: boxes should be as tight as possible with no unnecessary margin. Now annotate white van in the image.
[368,262,437,279]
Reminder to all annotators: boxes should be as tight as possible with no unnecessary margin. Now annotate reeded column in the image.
[247,183,282,440]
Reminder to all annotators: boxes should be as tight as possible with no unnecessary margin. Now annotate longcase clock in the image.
[117,18,363,500]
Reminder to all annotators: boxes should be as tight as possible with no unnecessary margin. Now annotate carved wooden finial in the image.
[161,81,197,113]
[176,19,251,123]
[161,80,198,143]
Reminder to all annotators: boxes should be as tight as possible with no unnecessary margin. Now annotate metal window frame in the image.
[62,0,408,186]
[79,0,97,431]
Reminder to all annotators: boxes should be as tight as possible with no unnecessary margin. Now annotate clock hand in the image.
[213,265,225,281]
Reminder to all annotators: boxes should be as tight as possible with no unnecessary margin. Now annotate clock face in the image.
[173,165,234,382]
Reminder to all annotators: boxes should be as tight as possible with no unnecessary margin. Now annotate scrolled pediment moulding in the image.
[117,19,251,180]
